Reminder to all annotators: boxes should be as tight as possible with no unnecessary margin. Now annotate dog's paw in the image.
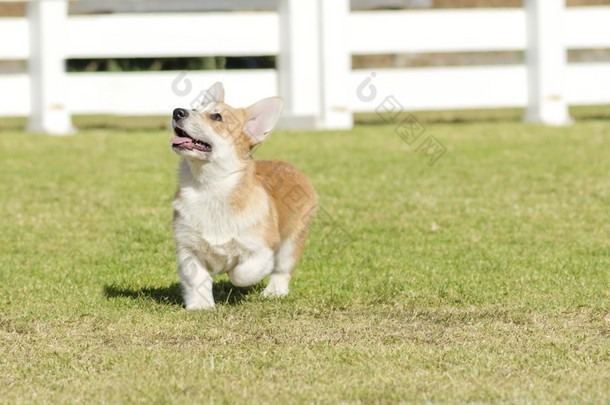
[261,285,289,298]
[185,301,215,310]
[262,273,290,298]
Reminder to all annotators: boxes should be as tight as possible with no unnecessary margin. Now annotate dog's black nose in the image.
[173,108,188,120]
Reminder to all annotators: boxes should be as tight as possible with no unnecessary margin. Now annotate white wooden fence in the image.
[1,0,610,133]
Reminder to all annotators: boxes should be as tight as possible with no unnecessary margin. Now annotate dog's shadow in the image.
[104,280,253,307]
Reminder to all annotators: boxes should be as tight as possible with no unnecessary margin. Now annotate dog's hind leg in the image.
[263,227,309,297]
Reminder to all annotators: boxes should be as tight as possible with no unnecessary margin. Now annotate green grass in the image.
[0,118,609,404]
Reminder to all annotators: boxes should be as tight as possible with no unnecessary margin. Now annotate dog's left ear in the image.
[203,82,225,105]
[244,97,283,143]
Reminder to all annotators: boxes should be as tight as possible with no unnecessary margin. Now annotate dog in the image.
[170,82,317,309]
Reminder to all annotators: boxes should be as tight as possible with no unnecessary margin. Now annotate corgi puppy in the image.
[171,82,317,310]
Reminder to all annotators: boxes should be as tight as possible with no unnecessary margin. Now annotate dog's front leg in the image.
[227,248,274,288]
[177,251,214,310]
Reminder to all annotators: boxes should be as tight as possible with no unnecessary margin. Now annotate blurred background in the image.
[1,0,610,133]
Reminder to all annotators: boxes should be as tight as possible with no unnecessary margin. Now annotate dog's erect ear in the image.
[203,82,225,105]
[244,97,283,143]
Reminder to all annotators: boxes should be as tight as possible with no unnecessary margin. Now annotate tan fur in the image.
[171,83,316,309]
[256,160,317,251]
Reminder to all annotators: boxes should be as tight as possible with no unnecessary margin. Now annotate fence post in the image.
[277,0,320,129]
[318,0,353,129]
[524,0,571,125]
[27,0,74,134]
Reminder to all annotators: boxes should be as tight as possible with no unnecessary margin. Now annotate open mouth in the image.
[171,127,212,152]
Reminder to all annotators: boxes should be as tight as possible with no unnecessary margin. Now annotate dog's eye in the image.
[210,113,222,122]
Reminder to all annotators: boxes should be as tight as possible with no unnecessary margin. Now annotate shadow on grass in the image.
[104,280,253,307]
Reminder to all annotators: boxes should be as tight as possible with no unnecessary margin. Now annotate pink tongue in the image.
[171,137,193,147]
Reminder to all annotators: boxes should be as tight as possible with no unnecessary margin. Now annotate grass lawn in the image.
[0,117,608,404]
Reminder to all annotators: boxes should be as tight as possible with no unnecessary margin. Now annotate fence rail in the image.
[0,1,609,133]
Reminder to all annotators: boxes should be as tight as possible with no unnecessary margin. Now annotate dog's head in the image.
[171,82,283,166]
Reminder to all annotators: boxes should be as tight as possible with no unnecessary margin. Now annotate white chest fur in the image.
[172,159,270,274]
